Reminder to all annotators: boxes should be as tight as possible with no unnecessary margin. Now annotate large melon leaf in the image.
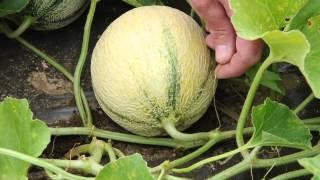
[230,0,320,98]
[0,97,51,179]
[248,98,312,149]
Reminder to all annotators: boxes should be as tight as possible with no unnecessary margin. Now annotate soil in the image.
[0,0,319,179]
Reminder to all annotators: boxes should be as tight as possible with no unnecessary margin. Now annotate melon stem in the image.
[161,119,210,141]
[7,16,36,38]
[73,0,98,127]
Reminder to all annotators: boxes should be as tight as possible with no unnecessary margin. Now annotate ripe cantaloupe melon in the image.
[91,6,216,137]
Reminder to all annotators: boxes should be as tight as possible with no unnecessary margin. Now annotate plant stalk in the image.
[44,158,103,176]
[294,93,315,114]
[167,136,222,169]
[211,144,320,179]
[7,16,35,38]
[49,127,204,149]
[303,117,320,124]
[271,169,310,180]
[254,144,320,168]
[161,117,211,141]
[73,0,98,127]
[49,127,262,150]
[104,143,117,162]
[0,148,93,180]
[172,144,251,173]
[113,148,125,158]
[88,139,105,163]
[236,58,273,157]
[210,147,261,180]
[152,134,223,173]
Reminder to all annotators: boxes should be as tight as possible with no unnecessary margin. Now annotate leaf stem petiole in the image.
[73,0,98,127]
[294,93,315,114]
[271,169,310,180]
[236,58,273,157]
[172,144,252,173]
[0,148,93,180]
[7,16,35,38]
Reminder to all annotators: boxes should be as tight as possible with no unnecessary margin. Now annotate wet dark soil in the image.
[0,0,319,179]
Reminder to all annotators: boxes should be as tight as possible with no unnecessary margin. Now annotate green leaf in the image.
[0,97,51,179]
[0,0,29,17]
[263,30,310,67]
[230,0,307,40]
[297,15,320,99]
[298,154,320,179]
[249,98,312,149]
[246,64,284,94]
[96,153,154,180]
[230,0,320,98]
[121,0,162,7]
[288,0,320,30]
[263,29,320,98]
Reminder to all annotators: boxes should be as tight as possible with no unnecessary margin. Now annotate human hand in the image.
[191,0,264,79]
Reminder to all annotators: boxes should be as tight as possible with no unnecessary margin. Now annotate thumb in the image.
[192,0,235,64]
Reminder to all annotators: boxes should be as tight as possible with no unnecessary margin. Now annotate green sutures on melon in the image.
[8,0,88,36]
[91,6,217,140]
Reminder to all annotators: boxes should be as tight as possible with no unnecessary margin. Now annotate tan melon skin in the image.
[91,6,216,137]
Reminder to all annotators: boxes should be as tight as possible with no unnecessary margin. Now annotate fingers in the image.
[218,0,232,17]
[192,0,263,79]
[191,0,235,64]
[215,38,264,79]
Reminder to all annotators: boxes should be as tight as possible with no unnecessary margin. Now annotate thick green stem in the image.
[73,0,98,127]
[7,16,35,38]
[306,125,320,131]
[0,148,93,180]
[211,160,251,180]
[49,127,204,149]
[157,169,165,180]
[152,134,223,172]
[167,136,222,169]
[66,144,90,158]
[236,58,273,157]
[44,159,86,170]
[44,158,103,175]
[209,147,261,180]
[210,143,320,179]
[104,143,117,162]
[15,36,73,80]
[161,117,210,141]
[172,144,251,173]
[304,117,320,124]
[254,143,320,168]
[50,127,254,150]
[294,93,315,114]
[151,128,254,173]
[88,139,105,163]
[113,148,125,158]
[85,160,104,175]
[271,169,310,180]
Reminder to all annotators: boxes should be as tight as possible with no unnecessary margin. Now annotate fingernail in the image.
[215,45,231,64]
